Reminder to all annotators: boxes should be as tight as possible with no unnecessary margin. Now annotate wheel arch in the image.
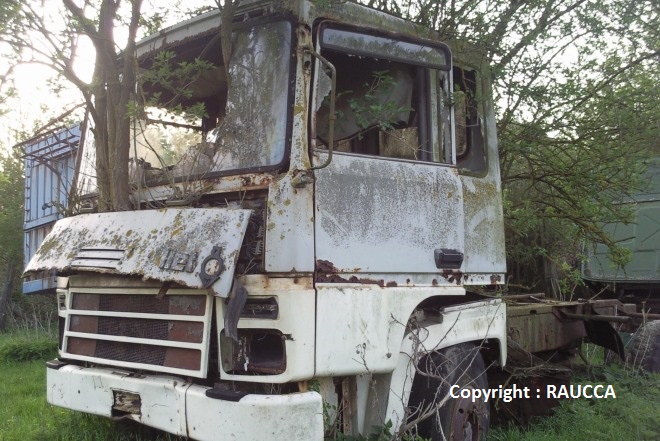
[383,298,507,433]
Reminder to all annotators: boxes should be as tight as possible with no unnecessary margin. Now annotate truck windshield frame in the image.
[128,18,296,186]
[320,26,451,70]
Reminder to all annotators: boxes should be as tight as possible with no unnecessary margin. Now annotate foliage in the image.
[0,149,23,264]
[360,0,659,291]
[0,332,57,362]
[137,50,214,122]
[347,70,413,134]
[333,421,428,441]
[0,1,215,212]
[0,149,24,330]
[490,364,660,441]
[0,0,145,211]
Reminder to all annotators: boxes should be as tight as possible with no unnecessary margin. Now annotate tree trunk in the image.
[67,0,142,213]
[0,260,16,331]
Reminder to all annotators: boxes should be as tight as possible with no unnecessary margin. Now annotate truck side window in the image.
[454,67,486,173]
[317,53,423,159]
[314,25,451,163]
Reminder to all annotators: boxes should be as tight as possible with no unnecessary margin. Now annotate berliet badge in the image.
[159,249,198,273]
[199,246,225,287]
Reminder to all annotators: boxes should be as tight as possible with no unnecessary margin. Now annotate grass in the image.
[490,356,660,440]
[0,330,181,441]
[1,330,658,440]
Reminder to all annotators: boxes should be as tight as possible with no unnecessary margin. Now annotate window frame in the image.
[312,22,456,166]
[133,16,298,184]
[453,65,488,176]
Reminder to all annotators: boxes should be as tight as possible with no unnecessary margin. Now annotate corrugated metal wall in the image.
[583,159,660,284]
[23,124,82,294]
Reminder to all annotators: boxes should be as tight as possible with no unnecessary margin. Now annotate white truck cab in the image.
[25,1,507,439]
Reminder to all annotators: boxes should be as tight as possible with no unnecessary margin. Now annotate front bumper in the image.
[47,362,323,441]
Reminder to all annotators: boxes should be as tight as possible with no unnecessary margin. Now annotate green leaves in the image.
[139,51,214,122]
[362,0,658,290]
[0,150,24,266]
[347,70,413,135]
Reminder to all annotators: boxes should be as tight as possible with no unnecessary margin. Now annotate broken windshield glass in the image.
[208,21,292,173]
[131,20,293,184]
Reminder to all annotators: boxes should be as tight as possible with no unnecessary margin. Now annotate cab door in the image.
[311,25,464,284]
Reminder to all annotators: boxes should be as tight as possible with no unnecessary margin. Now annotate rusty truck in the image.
[24,0,652,439]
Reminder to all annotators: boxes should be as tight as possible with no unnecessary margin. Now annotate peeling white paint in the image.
[24,208,251,297]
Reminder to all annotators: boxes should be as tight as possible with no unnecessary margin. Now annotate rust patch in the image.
[317,273,351,283]
[69,315,99,334]
[490,274,502,284]
[348,276,384,287]
[432,279,438,286]
[113,390,141,416]
[67,337,97,356]
[239,174,273,190]
[441,270,463,285]
[315,259,347,282]
[164,347,201,370]
[316,259,339,273]
[315,260,384,286]
[385,281,398,287]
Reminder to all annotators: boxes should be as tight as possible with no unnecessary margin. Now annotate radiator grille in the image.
[62,286,212,378]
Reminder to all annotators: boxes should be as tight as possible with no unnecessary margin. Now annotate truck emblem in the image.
[199,246,225,288]
[159,249,198,273]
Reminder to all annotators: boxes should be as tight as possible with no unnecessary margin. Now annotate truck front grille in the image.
[61,284,212,378]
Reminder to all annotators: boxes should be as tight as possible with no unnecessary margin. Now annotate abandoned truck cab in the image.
[25,1,507,439]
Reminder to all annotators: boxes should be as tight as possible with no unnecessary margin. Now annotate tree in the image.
[362,0,659,291]
[0,0,146,211]
[0,149,24,330]
[0,1,241,211]
[0,1,213,212]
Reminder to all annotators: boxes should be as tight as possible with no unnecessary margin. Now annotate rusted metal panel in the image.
[60,277,213,378]
[506,303,586,353]
[112,390,141,416]
[24,208,251,296]
[163,347,201,371]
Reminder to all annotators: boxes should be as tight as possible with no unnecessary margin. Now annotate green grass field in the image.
[0,331,181,441]
[489,364,660,441]
[1,330,658,440]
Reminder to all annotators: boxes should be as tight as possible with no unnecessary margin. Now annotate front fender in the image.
[385,299,507,431]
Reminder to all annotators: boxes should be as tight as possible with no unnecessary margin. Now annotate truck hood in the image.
[23,208,252,297]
